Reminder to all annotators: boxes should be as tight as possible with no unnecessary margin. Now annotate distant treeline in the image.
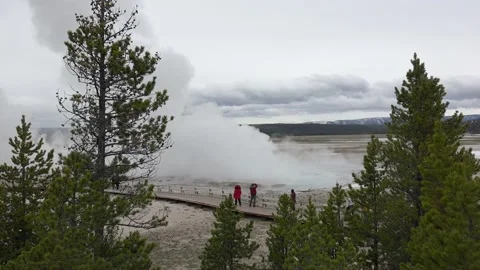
[466,119,480,134]
[252,119,480,137]
[250,123,388,137]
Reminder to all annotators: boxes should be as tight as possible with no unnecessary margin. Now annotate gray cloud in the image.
[443,77,480,101]
[194,75,371,107]
[21,0,480,122]
[190,75,480,118]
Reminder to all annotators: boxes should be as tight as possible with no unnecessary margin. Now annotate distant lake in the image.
[271,134,480,189]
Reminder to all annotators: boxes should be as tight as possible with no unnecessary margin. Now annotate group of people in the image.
[233,183,258,207]
[233,184,297,209]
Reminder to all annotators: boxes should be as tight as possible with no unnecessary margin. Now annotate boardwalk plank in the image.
[106,189,275,219]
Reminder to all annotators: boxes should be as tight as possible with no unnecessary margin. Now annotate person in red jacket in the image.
[249,183,258,207]
[233,185,242,206]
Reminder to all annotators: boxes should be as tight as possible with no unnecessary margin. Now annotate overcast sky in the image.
[1,0,480,126]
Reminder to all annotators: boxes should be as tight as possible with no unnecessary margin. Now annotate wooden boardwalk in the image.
[106,189,275,219]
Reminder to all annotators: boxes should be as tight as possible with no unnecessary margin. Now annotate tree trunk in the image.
[373,238,379,270]
[94,0,108,251]
[96,0,107,186]
[414,170,424,227]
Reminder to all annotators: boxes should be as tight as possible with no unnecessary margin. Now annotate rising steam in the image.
[0,0,358,188]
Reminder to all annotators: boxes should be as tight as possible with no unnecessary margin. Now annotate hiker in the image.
[249,183,258,207]
[111,176,120,190]
[233,185,242,206]
[290,189,296,210]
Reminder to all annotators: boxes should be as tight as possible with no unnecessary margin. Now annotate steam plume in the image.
[14,0,354,188]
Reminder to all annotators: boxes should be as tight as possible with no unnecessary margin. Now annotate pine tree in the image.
[403,122,480,269]
[6,151,158,269]
[417,122,478,213]
[378,195,415,269]
[54,0,171,256]
[58,0,172,182]
[321,183,347,254]
[200,194,259,270]
[266,194,299,270]
[347,135,388,269]
[384,52,468,222]
[285,197,336,269]
[320,183,358,269]
[5,230,102,270]
[382,53,472,267]
[0,115,54,264]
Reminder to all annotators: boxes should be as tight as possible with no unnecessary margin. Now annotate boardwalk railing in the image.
[106,185,275,219]
[115,183,327,211]
[152,184,277,209]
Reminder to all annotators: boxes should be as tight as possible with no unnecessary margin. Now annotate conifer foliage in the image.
[320,184,358,269]
[1,0,171,267]
[0,115,54,263]
[200,194,259,270]
[58,0,172,183]
[285,197,336,269]
[384,53,467,223]
[266,193,299,269]
[5,152,158,269]
[382,53,470,268]
[403,123,480,269]
[53,0,169,257]
[348,135,388,269]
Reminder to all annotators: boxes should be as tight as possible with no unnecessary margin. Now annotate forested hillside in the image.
[251,120,480,137]
[251,123,387,137]
[466,119,480,134]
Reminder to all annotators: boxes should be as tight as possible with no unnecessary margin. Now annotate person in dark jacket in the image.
[290,189,296,210]
[249,183,258,207]
[233,185,242,206]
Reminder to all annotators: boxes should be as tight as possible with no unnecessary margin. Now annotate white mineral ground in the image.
[117,183,332,269]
